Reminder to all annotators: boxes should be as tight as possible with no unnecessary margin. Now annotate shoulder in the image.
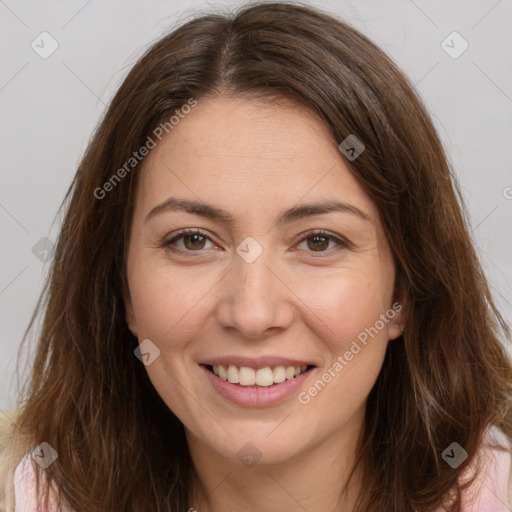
[0,411,18,512]
[7,452,64,512]
[13,450,67,512]
[458,425,512,512]
[0,412,63,512]
[12,454,39,511]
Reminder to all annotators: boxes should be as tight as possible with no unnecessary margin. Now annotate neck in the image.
[186,411,366,512]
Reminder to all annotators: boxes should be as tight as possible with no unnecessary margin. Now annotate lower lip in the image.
[201,365,314,408]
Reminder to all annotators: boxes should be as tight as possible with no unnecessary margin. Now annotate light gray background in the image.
[1,0,511,413]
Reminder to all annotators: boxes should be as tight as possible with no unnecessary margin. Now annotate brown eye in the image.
[307,234,330,251]
[296,230,348,254]
[183,233,207,250]
[164,229,215,254]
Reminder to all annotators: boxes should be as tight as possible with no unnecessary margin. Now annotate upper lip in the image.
[200,356,315,369]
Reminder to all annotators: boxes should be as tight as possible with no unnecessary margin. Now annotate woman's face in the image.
[125,96,406,467]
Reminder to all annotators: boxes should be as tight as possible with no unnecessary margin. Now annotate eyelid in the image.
[294,229,351,253]
[162,228,350,256]
[163,228,217,251]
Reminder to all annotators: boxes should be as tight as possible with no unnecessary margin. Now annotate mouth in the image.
[200,361,316,407]
[202,363,316,388]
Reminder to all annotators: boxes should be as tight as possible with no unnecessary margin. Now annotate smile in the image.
[200,360,316,408]
[208,364,311,387]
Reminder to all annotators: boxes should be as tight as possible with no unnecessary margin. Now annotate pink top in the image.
[444,425,511,512]
[10,426,511,511]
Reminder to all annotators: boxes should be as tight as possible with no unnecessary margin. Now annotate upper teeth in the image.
[212,365,308,387]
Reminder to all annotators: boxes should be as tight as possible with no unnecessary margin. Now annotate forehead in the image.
[136,95,378,222]
[148,95,338,166]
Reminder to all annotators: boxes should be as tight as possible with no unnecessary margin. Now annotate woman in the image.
[1,2,511,511]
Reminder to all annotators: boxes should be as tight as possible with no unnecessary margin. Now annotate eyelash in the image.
[161,228,349,257]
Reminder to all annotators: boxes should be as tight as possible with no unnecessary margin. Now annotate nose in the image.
[216,247,294,339]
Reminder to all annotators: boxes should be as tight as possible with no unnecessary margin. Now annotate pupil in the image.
[185,234,205,250]
[309,235,328,251]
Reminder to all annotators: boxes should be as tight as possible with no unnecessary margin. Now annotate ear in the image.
[387,299,408,341]
[124,291,138,338]
[387,271,409,340]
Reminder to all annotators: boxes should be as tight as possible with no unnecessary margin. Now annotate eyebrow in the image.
[144,197,371,225]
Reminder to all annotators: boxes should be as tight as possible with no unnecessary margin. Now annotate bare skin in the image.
[124,95,406,512]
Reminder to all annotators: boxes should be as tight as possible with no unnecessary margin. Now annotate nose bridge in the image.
[239,249,275,297]
[217,239,293,337]
[234,235,276,295]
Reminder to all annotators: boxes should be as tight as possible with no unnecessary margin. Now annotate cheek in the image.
[293,266,394,416]
[294,266,393,351]
[128,261,218,343]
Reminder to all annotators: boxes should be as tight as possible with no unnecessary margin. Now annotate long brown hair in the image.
[6,2,511,511]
